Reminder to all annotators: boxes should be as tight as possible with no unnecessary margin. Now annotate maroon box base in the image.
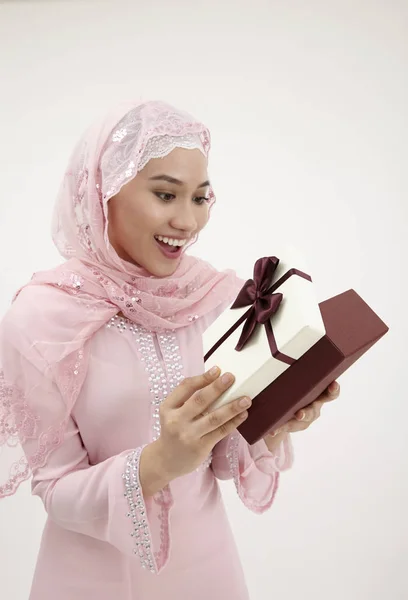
[238,289,389,445]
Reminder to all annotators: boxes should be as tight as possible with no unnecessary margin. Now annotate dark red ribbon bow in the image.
[203,255,311,365]
[231,257,283,351]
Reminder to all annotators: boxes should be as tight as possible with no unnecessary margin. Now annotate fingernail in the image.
[296,410,306,421]
[239,397,251,408]
[209,366,219,376]
[221,373,234,385]
[270,428,281,437]
[329,382,339,394]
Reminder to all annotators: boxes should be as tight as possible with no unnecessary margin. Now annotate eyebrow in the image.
[149,174,210,188]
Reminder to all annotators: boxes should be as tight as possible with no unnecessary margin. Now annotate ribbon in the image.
[204,256,312,365]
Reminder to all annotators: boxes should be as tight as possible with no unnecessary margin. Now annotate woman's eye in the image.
[155,192,208,205]
[194,196,208,205]
[156,192,175,202]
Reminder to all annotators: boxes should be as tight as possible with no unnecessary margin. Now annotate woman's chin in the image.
[136,256,182,278]
[150,262,181,278]
[120,244,183,278]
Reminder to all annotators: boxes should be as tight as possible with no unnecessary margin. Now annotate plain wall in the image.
[0,1,407,598]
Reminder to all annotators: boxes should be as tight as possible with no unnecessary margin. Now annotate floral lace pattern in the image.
[0,370,37,496]
[52,100,213,263]
[0,370,38,447]
[102,129,206,202]
[0,346,89,498]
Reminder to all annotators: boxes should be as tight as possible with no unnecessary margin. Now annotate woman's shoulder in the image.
[0,283,109,370]
[2,284,68,333]
[0,285,64,371]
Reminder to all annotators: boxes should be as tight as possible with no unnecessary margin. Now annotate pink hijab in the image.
[0,100,240,498]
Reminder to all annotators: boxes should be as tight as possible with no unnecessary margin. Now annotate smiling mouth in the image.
[154,235,188,247]
[154,236,185,259]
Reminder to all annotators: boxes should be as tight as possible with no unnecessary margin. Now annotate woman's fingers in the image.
[295,400,323,422]
[326,381,340,400]
[269,381,341,437]
[203,403,251,446]
[294,381,341,421]
[180,370,237,421]
[195,395,251,439]
[164,366,222,409]
[162,367,251,452]
[168,374,341,444]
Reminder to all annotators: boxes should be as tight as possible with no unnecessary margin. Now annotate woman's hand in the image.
[263,381,341,452]
[151,367,251,482]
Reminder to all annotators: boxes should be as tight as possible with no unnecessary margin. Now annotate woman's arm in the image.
[1,343,173,575]
[31,413,173,573]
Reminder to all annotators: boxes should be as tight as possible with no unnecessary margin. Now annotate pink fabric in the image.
[1,287,292,599]
[0,99,294,598]
[0,100,240,496]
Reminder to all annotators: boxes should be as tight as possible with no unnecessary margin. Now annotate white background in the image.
[0,1,407,598]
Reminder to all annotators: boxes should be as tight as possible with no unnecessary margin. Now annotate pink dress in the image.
[2,292,293,600]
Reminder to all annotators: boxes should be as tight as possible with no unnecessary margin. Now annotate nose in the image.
[169,201,198,234]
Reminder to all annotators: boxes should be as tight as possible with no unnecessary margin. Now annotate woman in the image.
[0,100,340,599]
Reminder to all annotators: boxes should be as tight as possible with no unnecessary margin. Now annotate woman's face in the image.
[107,147,211,277]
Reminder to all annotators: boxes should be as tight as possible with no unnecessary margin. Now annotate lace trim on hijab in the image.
[103,132,205,201]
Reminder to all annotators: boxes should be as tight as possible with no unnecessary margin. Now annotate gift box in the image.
[203,254,389,445]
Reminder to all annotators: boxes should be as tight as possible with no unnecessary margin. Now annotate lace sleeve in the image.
[211,432,293,514]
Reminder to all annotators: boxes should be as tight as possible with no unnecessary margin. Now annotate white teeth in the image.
[155,235,186,247]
